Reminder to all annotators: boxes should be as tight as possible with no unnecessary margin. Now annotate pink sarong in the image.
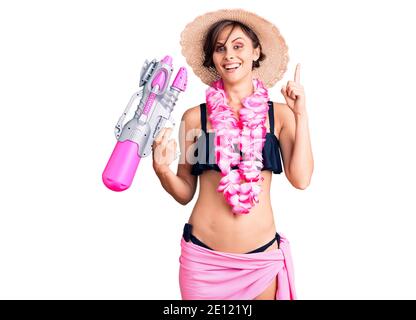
[179,234,296,300]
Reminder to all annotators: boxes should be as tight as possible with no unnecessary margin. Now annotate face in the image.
[212,25,260,85]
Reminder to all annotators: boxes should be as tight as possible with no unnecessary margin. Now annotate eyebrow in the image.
[216,37,244,46]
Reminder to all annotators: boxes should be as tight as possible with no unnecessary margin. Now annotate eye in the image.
[215,46,225,52]
[234,44,243,49]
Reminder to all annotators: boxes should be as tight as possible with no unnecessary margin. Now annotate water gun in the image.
[102,55,187,191]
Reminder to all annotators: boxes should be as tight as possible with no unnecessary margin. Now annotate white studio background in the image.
[0,0,415,300]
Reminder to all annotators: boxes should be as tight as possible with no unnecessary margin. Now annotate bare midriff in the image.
[188,169,278,254]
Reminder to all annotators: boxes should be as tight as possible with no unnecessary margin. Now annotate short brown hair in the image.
[202,20,266,71]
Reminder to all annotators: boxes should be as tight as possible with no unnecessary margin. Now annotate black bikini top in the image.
[191,101,284,176]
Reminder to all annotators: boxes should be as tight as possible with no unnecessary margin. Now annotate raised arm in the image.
[277,102,313,189]
[278,63,314,189]
[152,106,199,205]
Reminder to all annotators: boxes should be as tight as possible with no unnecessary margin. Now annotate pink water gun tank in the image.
[102,55,187,191]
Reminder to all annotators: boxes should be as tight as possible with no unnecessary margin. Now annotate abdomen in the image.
[188,170,277,253]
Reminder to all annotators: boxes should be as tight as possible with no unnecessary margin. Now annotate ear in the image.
[253,47,261,61]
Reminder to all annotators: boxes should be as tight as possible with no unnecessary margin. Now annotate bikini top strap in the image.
[200,103,207,134]
[268,101,275,134]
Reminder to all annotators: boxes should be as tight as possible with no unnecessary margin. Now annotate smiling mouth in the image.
[223,63,241,71]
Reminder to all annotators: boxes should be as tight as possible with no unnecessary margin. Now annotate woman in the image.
[152,9,313,300]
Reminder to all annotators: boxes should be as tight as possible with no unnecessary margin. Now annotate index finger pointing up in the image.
[294,63,301,83]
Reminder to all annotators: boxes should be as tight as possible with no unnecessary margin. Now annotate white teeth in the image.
[224,63,241,70]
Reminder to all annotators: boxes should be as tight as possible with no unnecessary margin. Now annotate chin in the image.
[221,71,252,85]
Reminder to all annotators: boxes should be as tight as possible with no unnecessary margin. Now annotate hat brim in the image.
[180,8,289,88]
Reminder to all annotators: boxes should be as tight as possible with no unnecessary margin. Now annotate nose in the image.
[224,50,234,61]
[223,56,234,64]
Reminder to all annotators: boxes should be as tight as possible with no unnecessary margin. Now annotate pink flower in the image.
[206,78,269,214]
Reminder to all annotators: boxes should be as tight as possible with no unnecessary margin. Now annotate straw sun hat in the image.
[180,8,289,88]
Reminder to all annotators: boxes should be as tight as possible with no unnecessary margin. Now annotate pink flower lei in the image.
[206,78,269,214]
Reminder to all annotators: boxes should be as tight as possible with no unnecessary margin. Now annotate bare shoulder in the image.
[181,105,201,129]
[272,101,293,137]
[180,104,203,141]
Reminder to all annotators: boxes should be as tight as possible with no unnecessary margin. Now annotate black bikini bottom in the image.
[182,223,280,254]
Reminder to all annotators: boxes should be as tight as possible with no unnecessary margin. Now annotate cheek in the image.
[212,54,222,68]
[241,52,254,66]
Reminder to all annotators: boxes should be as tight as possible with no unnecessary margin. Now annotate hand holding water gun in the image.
[102,55,187,191]
[152,127,178,175]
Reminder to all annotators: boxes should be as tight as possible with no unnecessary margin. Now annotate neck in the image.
[223,78,254,109]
